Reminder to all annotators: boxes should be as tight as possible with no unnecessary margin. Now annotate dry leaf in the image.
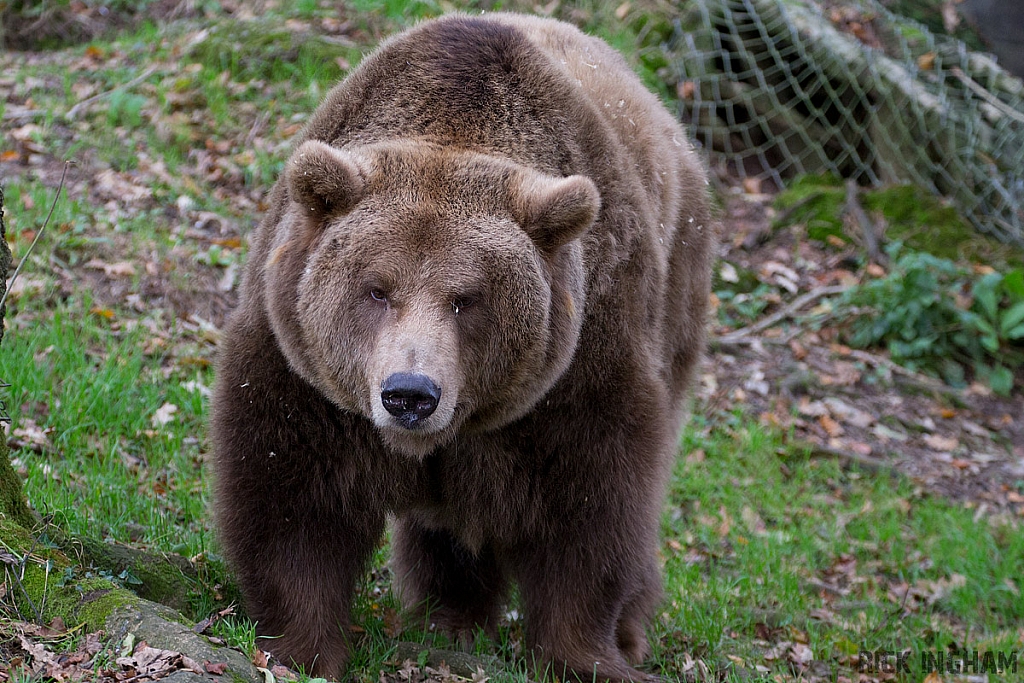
[151,402,178,427]
[788,643,814,665]
[923,434,958,452]
[252,649,270,668]
[205,661,229,675]
[819,414,844,438]
[85,258,137,277]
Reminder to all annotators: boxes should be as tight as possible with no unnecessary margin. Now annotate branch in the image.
[714,284,847,346]
[0,161,70,311]
[950,67,1024,125]
[65,66,158,120]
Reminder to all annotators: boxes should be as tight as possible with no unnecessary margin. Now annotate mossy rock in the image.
[774,175,1024,269]
[864,184,1024,270]
[104,600,263,683]
[773,174,846,243]
[0,515,139,630]
[0,442,35,529]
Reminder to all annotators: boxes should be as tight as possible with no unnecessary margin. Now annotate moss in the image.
[74,536,198,615]
[0,517,143,630]
[773,176,1024,269]
[75,583,140,632]
[0,440,36,529]
[12,551,139,631]
[773,174,846,242]
[864,184,1024,270]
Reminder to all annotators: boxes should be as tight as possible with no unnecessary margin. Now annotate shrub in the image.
[840,245,1024,393]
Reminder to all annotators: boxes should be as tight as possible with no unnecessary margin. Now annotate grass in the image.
[2,1,1023,682]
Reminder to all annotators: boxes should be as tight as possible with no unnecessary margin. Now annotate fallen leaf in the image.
[18,635,58,668]
[205,661,229,675]
[150,402,178,427]
[270,665,297,680]
[85,258,136,277]
[788,643,813,665]
[819,414,844,438]
[923,434,958,452]
[89,306,116,320]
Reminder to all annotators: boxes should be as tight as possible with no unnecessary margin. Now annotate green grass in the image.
[652,416,1024,680]
[1,298,213,556]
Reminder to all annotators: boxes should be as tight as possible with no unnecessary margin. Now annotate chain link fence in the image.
[673,0,1024,246]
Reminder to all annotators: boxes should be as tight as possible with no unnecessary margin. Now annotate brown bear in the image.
[212,12,713,683]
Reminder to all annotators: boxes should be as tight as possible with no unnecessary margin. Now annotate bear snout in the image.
[380,372,442,429]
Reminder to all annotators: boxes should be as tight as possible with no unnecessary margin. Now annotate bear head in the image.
[263,139,599,457]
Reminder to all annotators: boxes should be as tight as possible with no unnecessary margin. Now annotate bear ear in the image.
[518,174,600,254]
[287,140,365,219]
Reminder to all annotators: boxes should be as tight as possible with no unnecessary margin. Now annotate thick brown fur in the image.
[212,13,714,683]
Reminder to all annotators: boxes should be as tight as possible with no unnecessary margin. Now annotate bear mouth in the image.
[371,401,464,458]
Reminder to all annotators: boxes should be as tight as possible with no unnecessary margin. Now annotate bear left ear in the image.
[287,140,366,219]
[518,174,600,255]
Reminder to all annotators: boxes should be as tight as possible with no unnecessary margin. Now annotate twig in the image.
[950,67,1024,125]
[797,439,890,473]
[0,161,71,311]
[844,348,963,397]
[714,284,847,346]
[844,180,883,265]
[65,66,158,120]
[2,108,47,122]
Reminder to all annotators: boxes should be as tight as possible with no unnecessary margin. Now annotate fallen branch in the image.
[950,67,1024,125]
[714,284,847,347]
[844,348,964,398]
[796,439,891,473]
[65,66,158,120]
[0,161,70,311]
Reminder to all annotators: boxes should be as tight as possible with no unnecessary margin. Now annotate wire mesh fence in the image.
[673,0,1024,246]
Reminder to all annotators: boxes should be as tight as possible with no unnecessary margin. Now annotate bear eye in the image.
[451,296,476,316]
[369,288,388,304]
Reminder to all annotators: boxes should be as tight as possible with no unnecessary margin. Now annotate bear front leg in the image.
[392,517,508,647]
[615,559,663,666]
[213,323,391,678]
[510,528,660,682]
[236,519,383,677]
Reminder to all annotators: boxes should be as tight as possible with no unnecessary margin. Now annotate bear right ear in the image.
[287,140,365,219]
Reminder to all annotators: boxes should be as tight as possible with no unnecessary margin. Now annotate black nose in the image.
[381,373,441,428]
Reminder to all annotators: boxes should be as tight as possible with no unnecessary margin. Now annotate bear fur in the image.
[212,13,714,682]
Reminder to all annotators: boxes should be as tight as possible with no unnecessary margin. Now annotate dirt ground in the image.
[704,184,1024,517]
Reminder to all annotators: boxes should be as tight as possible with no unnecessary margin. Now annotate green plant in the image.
[840,244,1024,393]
